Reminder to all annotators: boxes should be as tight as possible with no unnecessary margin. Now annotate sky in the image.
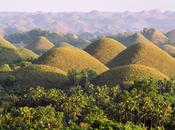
[0,0,174,12]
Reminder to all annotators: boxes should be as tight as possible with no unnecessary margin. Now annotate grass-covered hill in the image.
[84,38,126,64]
[0,37,21,65]
[34,46,109,74]
[142,28,169,45]
[108,41,175,77]
[17,48,39,60]
[12,64,67,88]
[0,37,39,65]
[27,36,54,54]
[94,64,169,86]
[161,44,175,57]
[166,29,175,43]
[122,33,152,46]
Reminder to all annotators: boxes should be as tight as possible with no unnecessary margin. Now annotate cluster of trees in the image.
[0,71,174,129]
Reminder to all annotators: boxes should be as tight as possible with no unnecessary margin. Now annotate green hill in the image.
[84,38,126,64]
[34,46,108,74]
[17,48,39,60]
[13,64,67,88]
[94,64,168,86]
[108,41,175,77]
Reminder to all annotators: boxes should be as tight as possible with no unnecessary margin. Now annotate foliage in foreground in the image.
[0,78,174,129]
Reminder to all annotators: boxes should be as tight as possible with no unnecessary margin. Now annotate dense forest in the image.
[0,65,174,129]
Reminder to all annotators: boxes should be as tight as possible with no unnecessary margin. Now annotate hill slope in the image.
[84,38,126,64]
[123,33,152,46]
[94,64,168,86]
[13,64,67,88]
[17,48,39,60]
[34,46,108,74]
[27,36,54,54]
[166,29,175,43]
[108,41,175,77]
[142,28,168,45]
[161,44,175,57]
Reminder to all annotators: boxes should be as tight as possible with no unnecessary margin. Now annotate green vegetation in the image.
[108,41,175,76]
[94,64,168,86]
[0,78,174,129]
[34,46,109,74]
[84,37,126,64]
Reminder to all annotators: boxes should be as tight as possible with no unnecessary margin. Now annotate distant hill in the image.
[84,38,126,64]
[27,36,54,54]
[0,10,175,34]
[166,29,175,43]
[108,41,175,77]
[142,28,169,45]
[6,29,90,49]
[94,64,168,86]
[161,44,175,57]
[34,46,108,74]
[122,33,152,46]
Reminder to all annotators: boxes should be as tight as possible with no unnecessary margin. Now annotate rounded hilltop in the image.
[84,37,126,64]
[94,64,168,86]
[108,41,175,77]
[27,36,55,54]
[34,46,108,74]
[123,33,152,46]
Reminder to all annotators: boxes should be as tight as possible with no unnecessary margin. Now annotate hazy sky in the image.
[0,0,174,12]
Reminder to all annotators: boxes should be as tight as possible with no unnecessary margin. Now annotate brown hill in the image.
[108,41,175,77]
[27,36,55,54]
[166,29,175,43]
[84,38,126,64]
[123,33,152,46]
[161,44,175,57]
[142,28,168,45]
[34,46,108,74]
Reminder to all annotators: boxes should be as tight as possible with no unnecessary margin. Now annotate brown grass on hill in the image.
[13,64,67,88]
[34,46,109,74]
[108,41,175,77]
[123,33,152,46]
[27,36,54,53]
[142,28,168,45]
[94,64,169,86]
[84,38,126,64]
[161,44,175,57]
[166,29,175,43]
